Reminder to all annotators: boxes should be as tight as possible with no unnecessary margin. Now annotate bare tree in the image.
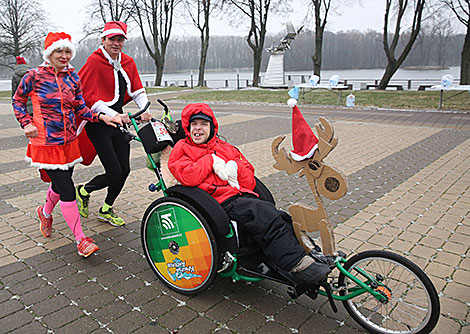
[0,0,47,68]
[441,0,469,84]
[378,0,426,89]
[225,0,281,87]
[184,0,220,86]
[131,0,178,86]
[310,0,332,79]
[83,0,135,38]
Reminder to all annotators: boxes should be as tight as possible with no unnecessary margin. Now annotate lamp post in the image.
[190,70,194,89]
[236,69,240,90]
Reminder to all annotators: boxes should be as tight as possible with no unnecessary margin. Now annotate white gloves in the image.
[212,154,239,189]
[212,154,228,180]
[226,160,239,189]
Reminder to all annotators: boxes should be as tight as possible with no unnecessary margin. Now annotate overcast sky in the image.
[41,0,463,44]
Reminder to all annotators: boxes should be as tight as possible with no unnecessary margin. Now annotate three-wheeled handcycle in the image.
[121,100,440,334]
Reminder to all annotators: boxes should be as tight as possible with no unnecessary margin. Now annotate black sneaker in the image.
[310,249,336,267]
[291,262,331,286]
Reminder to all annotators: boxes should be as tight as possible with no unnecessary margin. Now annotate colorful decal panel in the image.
[145,203,213,290]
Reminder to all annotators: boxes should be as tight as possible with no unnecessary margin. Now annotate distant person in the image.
[76,21,152,227]
[11,56,32,115]
[12,32,122,257]
[168,103,332,286]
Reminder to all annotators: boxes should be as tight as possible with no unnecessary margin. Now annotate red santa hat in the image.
[101,21,128,39]
[43,32,75,62]
[16,56,27,65]
[290,105,319,161]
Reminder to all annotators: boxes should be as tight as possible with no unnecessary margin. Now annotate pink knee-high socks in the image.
[60,201,86,241]
[44,186,60,215]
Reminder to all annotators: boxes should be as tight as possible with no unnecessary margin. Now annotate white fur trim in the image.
[290,143,318,161]
[132,90,149,110]
[287,98,297,108]
[91,100,118,117]
[43,39,76,62]
[101,28,127,38]
[25,156,83,170]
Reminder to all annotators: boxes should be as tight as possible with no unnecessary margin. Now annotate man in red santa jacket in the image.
[76,21,152,227]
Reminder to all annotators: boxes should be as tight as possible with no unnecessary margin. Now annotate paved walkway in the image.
[0,100,469,333]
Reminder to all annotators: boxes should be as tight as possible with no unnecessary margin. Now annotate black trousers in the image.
[221,194,306,271]
[84,122,130,206]
[45,168,75,202]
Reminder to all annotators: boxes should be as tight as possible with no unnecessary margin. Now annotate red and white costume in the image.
[77,46,149,164]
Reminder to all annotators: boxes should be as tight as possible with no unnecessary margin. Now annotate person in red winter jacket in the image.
[168,103,331,286]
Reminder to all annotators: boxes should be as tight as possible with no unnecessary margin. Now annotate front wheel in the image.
[338,250,440,334]
[141,197,218,295]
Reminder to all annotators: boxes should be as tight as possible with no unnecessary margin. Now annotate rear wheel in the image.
[141,197,218,295]
[338,250,440,334]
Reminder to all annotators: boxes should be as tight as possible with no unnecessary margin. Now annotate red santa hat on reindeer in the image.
[42,32,76,62]
[287,87,319,161]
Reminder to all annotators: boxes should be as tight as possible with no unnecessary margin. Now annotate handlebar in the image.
[128,101,151,121]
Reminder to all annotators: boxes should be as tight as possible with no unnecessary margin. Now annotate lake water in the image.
[2,66,461,91]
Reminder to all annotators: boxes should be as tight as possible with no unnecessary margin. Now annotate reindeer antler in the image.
[271,135,303,175]
[314,117,338,162]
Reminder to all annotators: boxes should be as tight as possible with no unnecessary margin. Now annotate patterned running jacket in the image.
[12,64,100,146]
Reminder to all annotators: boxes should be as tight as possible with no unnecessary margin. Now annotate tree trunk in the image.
[312,28,323,78]
[154,59,164,86]
[378,62,399,89]
[252,49,261,86]
[198,33,209,87]
[460,23,470,85]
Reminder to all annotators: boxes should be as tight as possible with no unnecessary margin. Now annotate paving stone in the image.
[42,305,84,329]
[78,290,116,312]
[157,305,198,331]
[226,309,266,333]
[92,299,133,324]
[275,303,313,328]
[0,309,34,332]
[21,284,59,305]
[176,315,218,334]
[9,320,48,334]
[54,316,100,334]
[0,298,24,318]
[31,294,70,317]
[106,311,150,334]
[205,299,245,323]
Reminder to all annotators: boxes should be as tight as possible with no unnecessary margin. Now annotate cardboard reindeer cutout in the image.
[271,105,347,255]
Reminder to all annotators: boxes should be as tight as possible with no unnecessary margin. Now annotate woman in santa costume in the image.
[76,21,152,227]
[12,32,122,257]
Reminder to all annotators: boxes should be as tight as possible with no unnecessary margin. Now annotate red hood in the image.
[181,103,219,144]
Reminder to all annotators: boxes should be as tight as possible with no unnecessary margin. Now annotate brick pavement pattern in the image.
[0,99,469,333]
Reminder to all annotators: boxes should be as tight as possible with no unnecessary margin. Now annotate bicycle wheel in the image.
[338,250,440,334]
[141,197,218,295]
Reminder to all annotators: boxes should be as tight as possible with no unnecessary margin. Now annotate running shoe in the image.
[76,185,90,218]
[98,207,125,226]
[77,237,99,257]
[37,205,53,238]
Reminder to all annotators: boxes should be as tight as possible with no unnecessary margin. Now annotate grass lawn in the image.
[173,88,470,111]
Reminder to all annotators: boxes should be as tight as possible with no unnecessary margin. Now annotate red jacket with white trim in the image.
[168,103,257,204]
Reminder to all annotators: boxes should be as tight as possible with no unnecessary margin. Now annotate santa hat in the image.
[101,21,128,39]
[43,32,75,62]
[290,105,318,161]
[16,56,27,65]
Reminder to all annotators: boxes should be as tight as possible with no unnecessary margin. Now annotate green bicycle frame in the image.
[128,112,386,304]
[128,114,168,196]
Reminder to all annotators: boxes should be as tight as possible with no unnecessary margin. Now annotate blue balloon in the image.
[288,86,299,100]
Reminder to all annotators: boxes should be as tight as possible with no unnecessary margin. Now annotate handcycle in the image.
[121,100,440,334]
